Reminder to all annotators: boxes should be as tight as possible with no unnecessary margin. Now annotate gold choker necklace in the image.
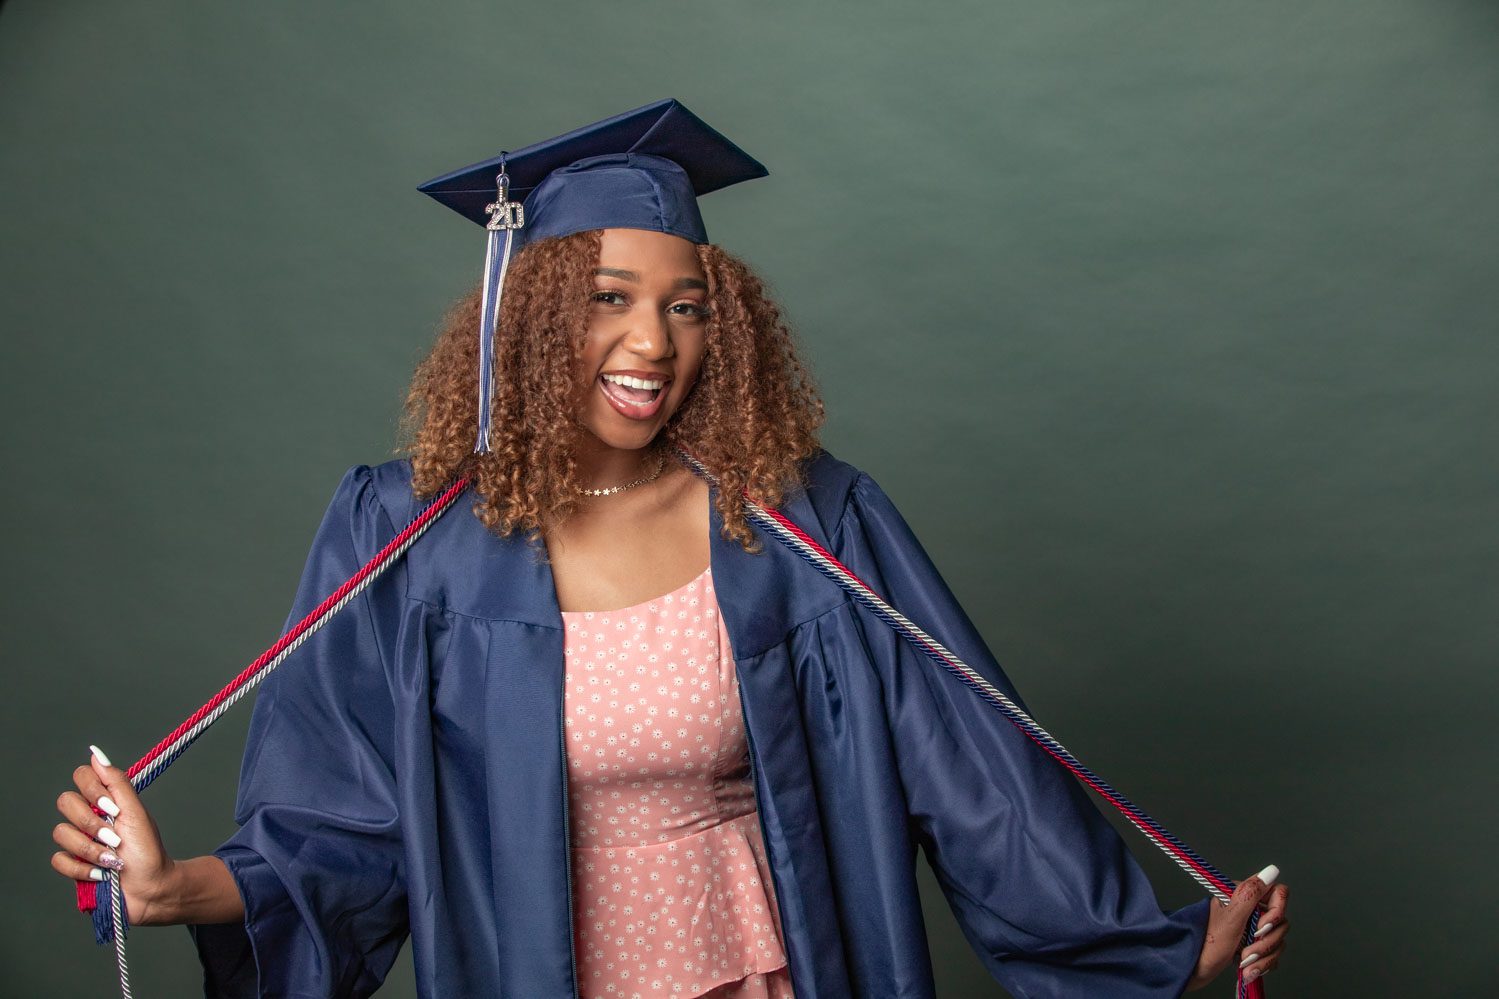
[578,449,669,497]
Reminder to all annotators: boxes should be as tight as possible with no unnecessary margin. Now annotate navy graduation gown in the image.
[187,448,1209,997]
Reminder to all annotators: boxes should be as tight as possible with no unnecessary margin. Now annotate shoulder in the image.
[793,447,925,559]
[311,457,421,538]
[333,457,421,521]
[365,456,420,522]
[791,446,893,546]
[791,442,855,500]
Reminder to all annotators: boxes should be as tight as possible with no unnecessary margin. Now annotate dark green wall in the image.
[4,2,1494,995]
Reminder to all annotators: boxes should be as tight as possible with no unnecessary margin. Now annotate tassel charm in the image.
[474,159,525,454]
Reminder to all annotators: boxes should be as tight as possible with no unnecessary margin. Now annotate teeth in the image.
[602,373,665,390]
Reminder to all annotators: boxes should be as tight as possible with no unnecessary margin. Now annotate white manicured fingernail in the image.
[89,745,113,768]
[1254,920,1275,939]
[1254,863,1279,887]
[97,795,120,818]
[97,826,122,848]
[88,867,105,881]
[1239,952,1260,970]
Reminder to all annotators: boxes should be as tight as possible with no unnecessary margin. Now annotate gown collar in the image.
[407,457,850,658]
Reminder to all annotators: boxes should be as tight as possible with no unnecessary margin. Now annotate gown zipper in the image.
[560,696,581,999]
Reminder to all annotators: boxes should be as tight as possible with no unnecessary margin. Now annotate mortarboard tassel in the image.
[474,159,525,454]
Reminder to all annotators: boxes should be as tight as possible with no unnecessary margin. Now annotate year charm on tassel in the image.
[473,158,526,454]
[485,169,525,231]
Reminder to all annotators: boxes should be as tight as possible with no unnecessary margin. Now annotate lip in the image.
[598,373,669,420]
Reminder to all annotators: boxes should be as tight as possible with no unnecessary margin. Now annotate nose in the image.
[622,307,675,359]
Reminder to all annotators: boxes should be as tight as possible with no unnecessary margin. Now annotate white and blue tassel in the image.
[475,159,525,454]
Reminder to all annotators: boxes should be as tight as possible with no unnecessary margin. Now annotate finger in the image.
[1225,864,1280,931]
[71,764,113,817]
[1251,911,1289,946]
[55,789,112,844]
[51,820,125,871]
[1243,949,1284,983]
[1240,918,1288,968]
[50,849,107,883]
[1258,882,1289,924]
[87,745,141,820]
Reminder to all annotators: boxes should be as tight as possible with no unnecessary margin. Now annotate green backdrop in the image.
[3,1,1494,995]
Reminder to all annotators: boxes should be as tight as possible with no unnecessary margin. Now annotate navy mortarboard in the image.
[417,99,769,453]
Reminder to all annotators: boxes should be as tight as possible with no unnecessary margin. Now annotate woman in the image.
[50,101,1289,997]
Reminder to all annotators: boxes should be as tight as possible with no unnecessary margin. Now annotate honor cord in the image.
[672,445,1265,999]
[78,453,1263,998]
[76,474,472,997]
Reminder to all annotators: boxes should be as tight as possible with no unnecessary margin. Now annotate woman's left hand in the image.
[1185,864,1291,991]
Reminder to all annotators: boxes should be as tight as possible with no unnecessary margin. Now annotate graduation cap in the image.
[417,98,769,454]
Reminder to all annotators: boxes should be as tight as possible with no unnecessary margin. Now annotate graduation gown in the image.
[187,447,1209,998]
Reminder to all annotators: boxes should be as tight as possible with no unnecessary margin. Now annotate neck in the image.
[573,433,667,493]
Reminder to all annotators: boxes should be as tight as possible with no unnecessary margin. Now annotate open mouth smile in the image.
[598,372,669,420]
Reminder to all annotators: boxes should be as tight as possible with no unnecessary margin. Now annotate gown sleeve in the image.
[186,464,410,999]
[833,469,1210,998]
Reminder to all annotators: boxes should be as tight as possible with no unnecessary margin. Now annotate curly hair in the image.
[395,229,825,556]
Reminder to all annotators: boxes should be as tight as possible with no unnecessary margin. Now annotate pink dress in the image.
[561,564,795,999]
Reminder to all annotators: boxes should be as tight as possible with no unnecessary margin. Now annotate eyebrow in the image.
[593,267,707,292]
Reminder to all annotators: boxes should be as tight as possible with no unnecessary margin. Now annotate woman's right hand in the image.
[51,746,177,927]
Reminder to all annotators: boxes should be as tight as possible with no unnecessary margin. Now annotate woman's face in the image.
[575,227,711,451]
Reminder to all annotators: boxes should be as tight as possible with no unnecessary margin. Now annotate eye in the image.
[670,301,711,319]
[590,290,627,306]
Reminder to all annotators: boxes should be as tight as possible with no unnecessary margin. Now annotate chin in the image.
[578,415,667,451]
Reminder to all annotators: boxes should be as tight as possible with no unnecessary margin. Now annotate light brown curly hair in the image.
[395,228,825,556]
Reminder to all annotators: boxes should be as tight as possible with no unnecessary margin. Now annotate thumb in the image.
[1224,864,1280,931]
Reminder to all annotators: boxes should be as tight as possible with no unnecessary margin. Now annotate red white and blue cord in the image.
[78,475,471,997]
[671,445,1265,999]
[78,451,1263,998]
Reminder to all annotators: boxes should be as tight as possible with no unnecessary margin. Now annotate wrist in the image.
[151,854,245,925]
[135,856,182,926]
